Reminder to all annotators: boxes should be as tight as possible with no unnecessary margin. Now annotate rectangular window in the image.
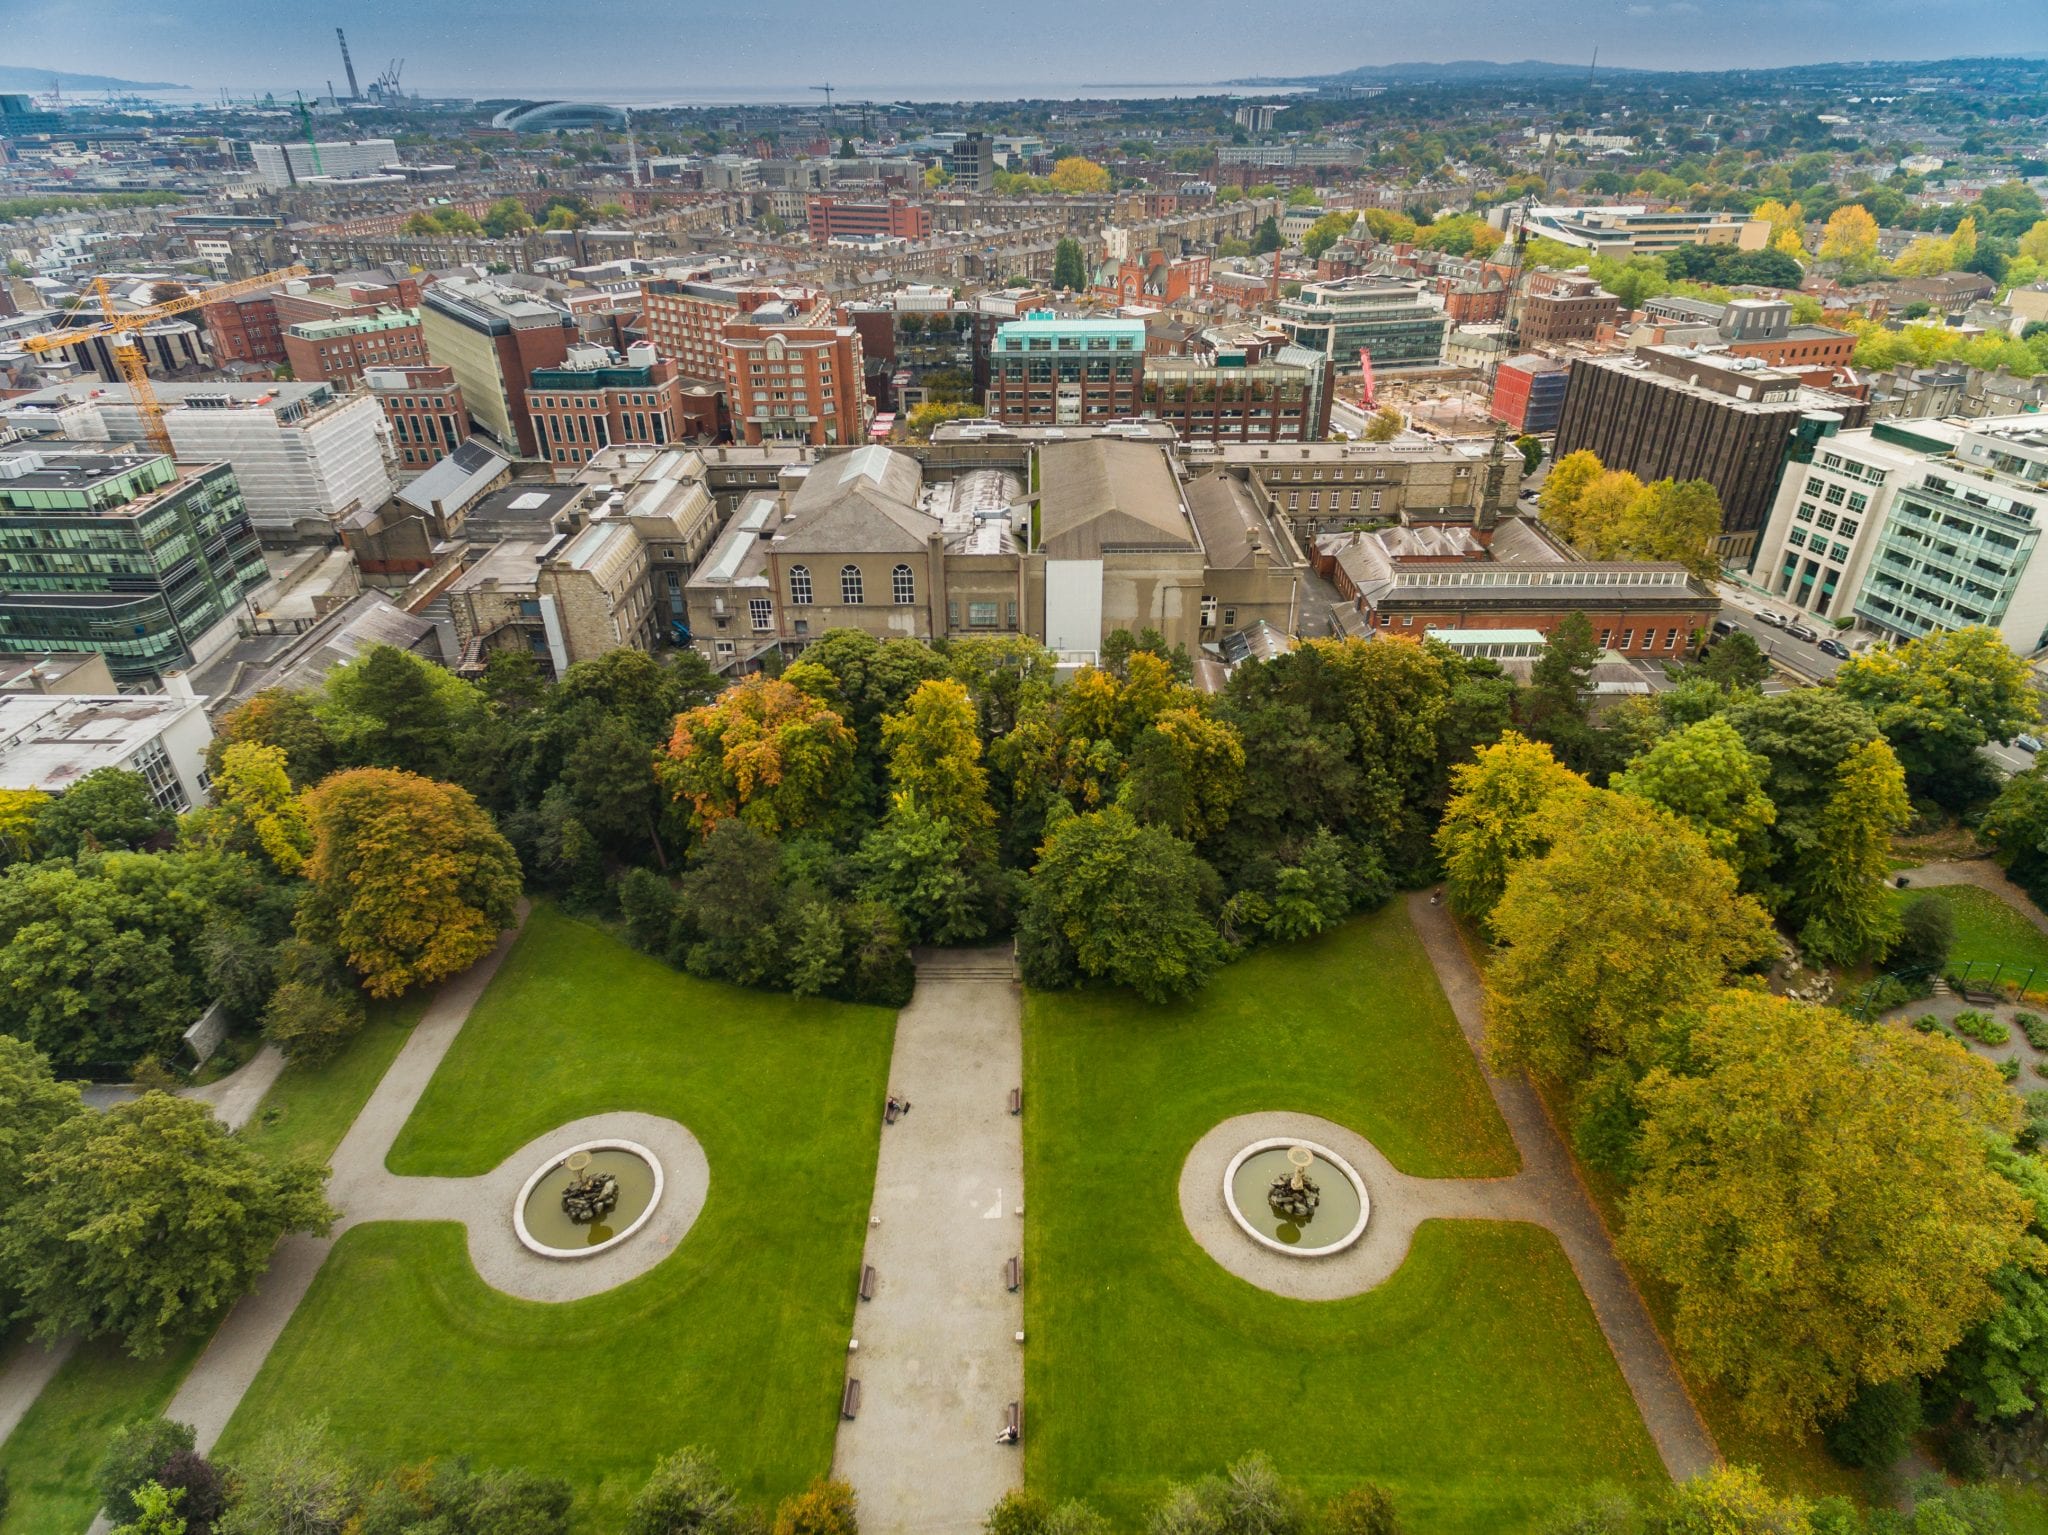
[1619,629,1635,649]
[1788,527,1807,547]
[1816,510,1837,531]
[1824,484,1847,505]
[1795,502,1815,523]
[1664,628,1678,650]
[749,597,773,631]
[1201,594,1217,627]
[969,601,998,628]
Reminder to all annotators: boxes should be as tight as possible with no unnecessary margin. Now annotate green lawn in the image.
[1024,903,1663,1529]
[237,994,429,1167]
[0,1335,206,1535]
[1894,884,2048,979]
[217,905,896,1526]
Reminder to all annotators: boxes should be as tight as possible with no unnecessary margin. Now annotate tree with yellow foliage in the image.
[1624,988,2035,1435]
[1816,204,1881,275]
[200,742,312,874]
[298,768,522,999]
[0,787,50,867]
[661,676,857,838]
[1048,156,1110,194]
[1535,449,1603,541]
[1434,732,1588,930]
[881,678,993,836]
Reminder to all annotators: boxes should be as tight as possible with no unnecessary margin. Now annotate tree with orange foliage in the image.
[660,675,856,837]
[297,768,522,998]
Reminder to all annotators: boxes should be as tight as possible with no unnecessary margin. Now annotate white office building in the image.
[0,684,214,811]
[1752,416,2048,651]
[0,381,396,538]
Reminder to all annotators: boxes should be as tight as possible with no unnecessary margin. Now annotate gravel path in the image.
[832,947,1023,1535]
[1899,859,2048,935]
[1404,894,1720,1482]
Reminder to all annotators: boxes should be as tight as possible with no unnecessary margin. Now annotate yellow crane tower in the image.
[20,265,311,456]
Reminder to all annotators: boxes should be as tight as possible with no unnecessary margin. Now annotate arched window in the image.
[892,564,916,604]
[788,565,812,605]
[841,564,864,604]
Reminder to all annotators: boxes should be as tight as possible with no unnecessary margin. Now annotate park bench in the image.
[841,1377,862,1419]
[1003,1400,1022,1443]
[1005,1255,1021,1292]
[1008,1087,1022,1116]
[859,1264,877,1302]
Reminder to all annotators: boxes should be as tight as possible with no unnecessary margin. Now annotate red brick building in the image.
[1095,248,1212,308]
[805,195,931,242]
[203,292,286,369]
[1518,276,1622,349]
[526,344,709,466]
[1490,354,1571,433]
[282,308,427,389]
[366,365,469,473]
[638,276,830,385]
[722,321,866,446]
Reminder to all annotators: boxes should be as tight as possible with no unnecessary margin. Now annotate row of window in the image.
[786,563,918,607]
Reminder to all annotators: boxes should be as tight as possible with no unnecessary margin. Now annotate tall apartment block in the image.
[419,278,577,458]
[0,448,268,685]
[723,316,867,446]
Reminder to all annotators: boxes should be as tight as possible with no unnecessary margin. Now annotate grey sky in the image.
[5,0,2045,96]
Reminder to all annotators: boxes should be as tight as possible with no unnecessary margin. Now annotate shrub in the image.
[261,980,366,1064]
[1890,894,1957,973]
[1824,1376,1922,1469]
[626,1447,750,1535]
[1535,1487,1640,1535]
[1941,1423,1989,1481]
[774,1479,858,1535]
[97,1418,195,1526]
[1866,973,1934,1014]
[1325,1483,1402,1535]
[1912,1014,1944,1033]
[1954,1010,2011,1046]
[2018,1012,2048,1049]
[2003,1059,2023,1083]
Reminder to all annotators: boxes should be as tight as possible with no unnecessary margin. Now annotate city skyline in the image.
[7,0,2047,98]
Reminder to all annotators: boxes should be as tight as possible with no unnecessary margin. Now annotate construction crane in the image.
[19,266,311,457]
[811,83,836,140]
[335,28,361,102]
[295,91,323,175]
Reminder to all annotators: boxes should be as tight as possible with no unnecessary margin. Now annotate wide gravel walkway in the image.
[833,947,1023,1535]
[1404,894,1719,1482]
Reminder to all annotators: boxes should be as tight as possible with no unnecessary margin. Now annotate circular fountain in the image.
[1222,1137,1370,1256]
[513,1139,664,1259]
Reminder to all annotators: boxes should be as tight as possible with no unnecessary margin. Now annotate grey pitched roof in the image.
[396,438,510,516]
[1184,470,1272,570]
[1037,438,1195,558]
[777,446,936,554]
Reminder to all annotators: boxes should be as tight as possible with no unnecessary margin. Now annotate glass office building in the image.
[0,448,267,685]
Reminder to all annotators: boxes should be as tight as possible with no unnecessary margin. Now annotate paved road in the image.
[1711,587,1847,683]
[833,947,1024,1535]
[1405,894,1720,1482]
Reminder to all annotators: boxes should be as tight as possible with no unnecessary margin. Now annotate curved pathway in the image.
[1180,1111,1541,1300]
[1404,894,1719,1482]
[161,903,538,1455]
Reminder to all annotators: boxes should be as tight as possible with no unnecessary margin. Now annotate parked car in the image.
[1787,624,1820,644]
[2018,734,2044,754]
[1756,610,1789,629]
[1712,618,1736,637]
[1816,637,1850,659]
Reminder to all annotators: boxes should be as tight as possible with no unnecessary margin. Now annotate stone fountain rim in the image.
[512,1137,665,1260]
[1222,1136,1372,1258]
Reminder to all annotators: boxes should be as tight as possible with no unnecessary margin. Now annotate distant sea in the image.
[133,81,1312,110]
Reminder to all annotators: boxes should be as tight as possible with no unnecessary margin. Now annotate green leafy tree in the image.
[1251,217,1282,255]
[1791,737,1911,965]
[481,197,534,238]
[1692,631,1770,691]
[1888,892,1956,973]
[34,767,170,857]
[1833,625,2038,795]
[1611,716,1776,885]
[261,980,366,1065]
[855,800,990,946]
[0,852,237,1072]
[1118,708,1245,843]
[111,1481,186,1535]
[1625,990,2032,1435]
[1,1092,333,1357]
[674,819,787,986]
[196,743,311,874]
[1020,807,1224,1002]
[1824,1378,1923,1471]
[1520,612,1605,770]
[1434,731,1588,929]
[298,769,522,999]
[1725,689,1885,908]
[98,1419,198,1528]
[1052,237,1088,291]
[1660,1467,1812,1535]
[318,644,487,784]
[1324,1484,1402,1535]
[1362,406,1403,443]
[1983,766,2048,907]
[1486,791,1777,1080]
[625,1447,750,1535]
[1145,1453,1306,1535]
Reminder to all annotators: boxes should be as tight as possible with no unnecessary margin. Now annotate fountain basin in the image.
[1222,1137,1370,1256]
[513,1139,664,1259]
